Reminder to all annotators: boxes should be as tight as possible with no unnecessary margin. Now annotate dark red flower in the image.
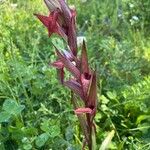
[34,11,67,39]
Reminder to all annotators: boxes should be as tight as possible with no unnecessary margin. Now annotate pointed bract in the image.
[87,71,97,111]
[67,18,77,56]
[34,14,49,27]
[64,80,84,100]
[81,73,91,96]
[56,49,80,79]
[59,0,72,23]
[51,60,64,69]
[58,0,77,56]
[34,12,66,38]
[81,40,89,73]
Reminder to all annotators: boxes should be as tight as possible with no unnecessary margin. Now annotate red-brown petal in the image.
[51,60,64,69]
[35,12,67,39]
[87,71,97,109]
[67,18,77,56]
[64,80,84,100]
[58,0,77,56]
[34,14,49,27]
[56,49,80,79]
[81,73,91,95]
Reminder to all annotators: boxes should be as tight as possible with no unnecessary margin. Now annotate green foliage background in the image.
[0,0,150,149]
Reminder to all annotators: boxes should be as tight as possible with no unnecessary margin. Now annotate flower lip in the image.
[83,72,91,80]
[89,105,94,110]
[74,107,93,114]
[51,60,64,69]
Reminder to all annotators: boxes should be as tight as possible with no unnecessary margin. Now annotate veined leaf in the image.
[35,133,49,148]
[3,99,25,115]
[0,111,11,123]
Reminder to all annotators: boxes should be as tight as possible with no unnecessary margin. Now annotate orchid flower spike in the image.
[35,0,97,149]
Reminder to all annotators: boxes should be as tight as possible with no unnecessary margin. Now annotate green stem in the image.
[87,125,96,150]
[92,125,96,150]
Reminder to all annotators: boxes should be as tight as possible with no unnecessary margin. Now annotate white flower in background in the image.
[77,36,86,47]
[10,3,17,9]
[69,5,75,10]
[42,66,47,72]
[118,13,122,18]
[132,16,139,21]
[129,3,134,8]
[118,9,122,18]
[130,16,139,25]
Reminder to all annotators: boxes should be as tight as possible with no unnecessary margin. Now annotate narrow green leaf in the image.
[99,130,115,150]
[92,126,96,150]
[136,115,150,125]
[3,99,25,115]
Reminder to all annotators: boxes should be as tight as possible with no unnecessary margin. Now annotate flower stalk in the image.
[35,0,97,149]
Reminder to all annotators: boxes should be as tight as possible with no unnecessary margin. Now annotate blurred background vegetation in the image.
[0,0,150,149]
